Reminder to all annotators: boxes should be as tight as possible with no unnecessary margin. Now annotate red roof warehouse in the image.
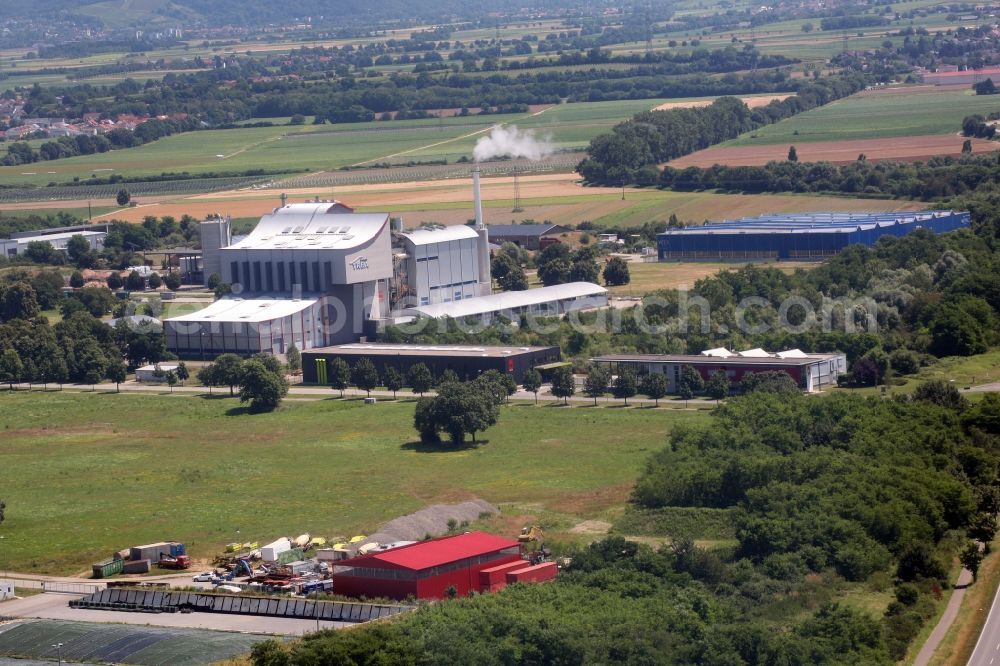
[331,532,525,600]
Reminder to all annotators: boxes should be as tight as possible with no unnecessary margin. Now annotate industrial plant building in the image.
[590,349,847,393]
[657,210,970,261]
[165,169,608,357]
[302,343,561,384]
[331,532,550,601]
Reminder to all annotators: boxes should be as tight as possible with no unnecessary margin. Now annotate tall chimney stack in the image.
[473,168,491,294]
[473,167,484,229]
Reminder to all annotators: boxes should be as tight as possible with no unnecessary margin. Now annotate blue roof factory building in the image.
[657,210,970,261]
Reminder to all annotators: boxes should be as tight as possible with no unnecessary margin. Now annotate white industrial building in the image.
[402,281,608,324]
[165,169,607,357]
[1,230,106,258]
[394,225,490,307]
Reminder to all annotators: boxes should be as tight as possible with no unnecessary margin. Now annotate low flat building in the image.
[303,342,561,384]
[401,282,608,325]
[486,223,571,250]
[657,210,969,261]
[135,364,180,382]
[590,350,847,393]
[1,230,106,258]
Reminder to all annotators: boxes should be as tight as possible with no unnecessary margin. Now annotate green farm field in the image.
[726,86,998,145]
[0,391,706,574]
[0,115,524,189]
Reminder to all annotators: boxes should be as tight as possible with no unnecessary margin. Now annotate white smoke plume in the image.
[473,125,555,162]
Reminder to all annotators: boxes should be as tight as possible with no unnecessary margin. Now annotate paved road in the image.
[967,572,1000,666]
[966,382,1000,393]
[914,568,972,666]
[6,380,716,409]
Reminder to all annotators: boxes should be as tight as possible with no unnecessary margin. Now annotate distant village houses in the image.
[3,110,188,141]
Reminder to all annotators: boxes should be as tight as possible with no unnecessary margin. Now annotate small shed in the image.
[135,364,180,382]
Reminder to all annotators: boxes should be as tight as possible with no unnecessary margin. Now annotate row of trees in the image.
[655,151,1000,200]
[0,269,175,391]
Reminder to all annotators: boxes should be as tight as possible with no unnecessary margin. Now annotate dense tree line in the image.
[656,152,1000,200]
[632,389,999,658]
[578,73,870,185]
[0,269,172,388]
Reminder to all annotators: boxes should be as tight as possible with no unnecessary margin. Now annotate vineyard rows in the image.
[0,175,272,204]
[270,153,585,189]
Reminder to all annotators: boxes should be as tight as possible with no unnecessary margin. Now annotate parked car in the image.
[192,571,216,582]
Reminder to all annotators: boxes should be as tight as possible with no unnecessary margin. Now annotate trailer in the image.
[91,557,124,579]
[130,542,185,562]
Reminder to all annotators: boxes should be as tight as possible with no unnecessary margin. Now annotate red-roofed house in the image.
[331,532,524,600]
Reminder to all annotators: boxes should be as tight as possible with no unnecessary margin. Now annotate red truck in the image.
[157,555,192,570]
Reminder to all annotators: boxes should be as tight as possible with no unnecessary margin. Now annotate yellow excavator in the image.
[518,525,550,564]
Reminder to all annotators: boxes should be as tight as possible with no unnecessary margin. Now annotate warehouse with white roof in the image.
[401,281,608,325]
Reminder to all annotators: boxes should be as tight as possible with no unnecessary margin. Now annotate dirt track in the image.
[669,134,998,168]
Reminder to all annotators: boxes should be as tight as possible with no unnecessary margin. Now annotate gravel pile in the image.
[364,499,499,546]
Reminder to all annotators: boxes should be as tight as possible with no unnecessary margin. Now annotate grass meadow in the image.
[0,391,706,574]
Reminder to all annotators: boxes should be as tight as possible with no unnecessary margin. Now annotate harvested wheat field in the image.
[669,134,998,168]
[651,94,792,112]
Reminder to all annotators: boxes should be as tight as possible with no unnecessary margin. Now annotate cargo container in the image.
[92,557,124,579]
[284,560,315,575]
[129,541,184,562]
[505,561,557,585]
[300,580,334,595]
[316,548,351,562]
[479,560,531,592]
[261,538,292,562]
[123,559,151,575]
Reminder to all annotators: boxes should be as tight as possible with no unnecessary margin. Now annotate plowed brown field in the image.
[669,134,997,168]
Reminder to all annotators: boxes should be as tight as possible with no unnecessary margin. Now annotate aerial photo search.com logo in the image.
[350,257,369,271]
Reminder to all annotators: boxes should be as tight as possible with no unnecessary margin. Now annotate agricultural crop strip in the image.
[270,153,585,189]
[0,176,273,203]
